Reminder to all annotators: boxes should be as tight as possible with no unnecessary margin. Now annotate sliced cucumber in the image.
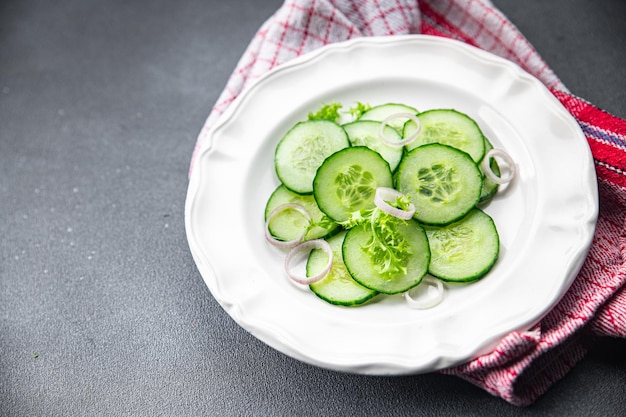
[264,184,339,242]
[307,231,378,306]
[423,208,499,282]
[342,120,404,171]
[479,138,500,203]
[342,218,430,294]
[360,103,419,132]
[313,147,393,223]
[404,109,485,163]
[275,120,350,194]
[395,143,482,226]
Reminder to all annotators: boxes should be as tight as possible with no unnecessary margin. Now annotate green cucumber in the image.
[266,101,510,307]
[307,231,378,306]
[395,143,482,225]
[275,120,350,194]
[313,147,393,223]
[479,137,500,203]
[423,208,499,282]
[342,216,430,294]
[264,184,338,242]
[403,109,485,163]
[342,120,404,171]
[360,103,419,132]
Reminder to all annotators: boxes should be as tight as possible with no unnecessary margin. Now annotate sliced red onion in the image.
[481,148,517,185]
[404,276,445,309]
[379,112,421,147]
[264,203,311,249]
[374,187,416,220]
[284,239,333,285]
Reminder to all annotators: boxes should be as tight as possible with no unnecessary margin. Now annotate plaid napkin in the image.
[191,0,626,406]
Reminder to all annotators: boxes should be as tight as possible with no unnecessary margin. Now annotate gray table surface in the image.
[2,0,625,415]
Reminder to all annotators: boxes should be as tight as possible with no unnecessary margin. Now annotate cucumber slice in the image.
[395,143,482,226]
[342,218,430,294]
[343,120,404,171]
[404,109,485,163]
[360,103,419,131]
[423,208,499,282]
[275,120,350,194]
[264,184,339,242]
[307,231,378,306]
[479,138,500,203]
[313,147,393,223]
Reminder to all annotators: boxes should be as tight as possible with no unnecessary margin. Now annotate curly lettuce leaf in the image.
[308,102,343,123]
[348,101,372,119]
[340,206,413,279]
[363,210,413,278]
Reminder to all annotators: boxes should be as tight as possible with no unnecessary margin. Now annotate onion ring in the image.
[481,148,517,185]
[404,276,445,309]
[284,239,333,285]
[379,112,421,147]
[374,187,416,220]
[264,203,311,249]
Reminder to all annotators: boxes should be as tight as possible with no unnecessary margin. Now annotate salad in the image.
[264,101,516,309]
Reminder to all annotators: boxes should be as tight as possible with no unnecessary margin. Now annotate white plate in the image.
[185,35,598,375]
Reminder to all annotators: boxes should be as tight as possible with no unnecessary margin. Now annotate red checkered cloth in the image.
[191,0,626,406]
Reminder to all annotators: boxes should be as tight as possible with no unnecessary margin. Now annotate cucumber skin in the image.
[264,184,339,242]
[404,109,486,163]
[478,137,500,203]
[423,208,499,283]
[307,231,378,306]
[395,143,483,226]
[342,120,404,172]
[313,146,393,223]
[360,103,419,122]
[342,220,431,295]
[275,120,350,195]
